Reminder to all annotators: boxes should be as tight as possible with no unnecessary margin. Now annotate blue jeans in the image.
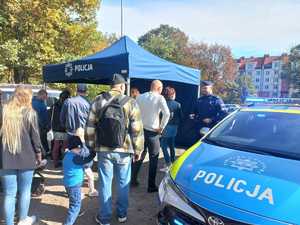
[97,152,131,224]
[64,184,82,225]
[0,169,34,225]
[161,125,178,164]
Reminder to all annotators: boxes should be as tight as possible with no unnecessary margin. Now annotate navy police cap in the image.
[111,73,127,85]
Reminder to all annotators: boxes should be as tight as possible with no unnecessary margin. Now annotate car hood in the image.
[170,141,300,224]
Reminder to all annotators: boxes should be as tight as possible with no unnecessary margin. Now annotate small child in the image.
[63,135,96,225]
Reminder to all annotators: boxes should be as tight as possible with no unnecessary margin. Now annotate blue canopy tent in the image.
[43,36,201,145]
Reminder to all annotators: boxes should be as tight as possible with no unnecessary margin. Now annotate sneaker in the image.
[88,189,99,197]
[95,214,110,225]
[17,216,37,225]
[118,217,127,223]
[39,159,48,167]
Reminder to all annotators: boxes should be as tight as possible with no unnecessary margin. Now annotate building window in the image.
[255,86,259,89]
[274,85,278,89]
[265,71,270,75]
[274,62,280,68]
[256,78,260,82]
[256,70,261,75]
[247,64,254,71]
[265,78,270,82]
[274,71,279,75]
[265,85,269,89]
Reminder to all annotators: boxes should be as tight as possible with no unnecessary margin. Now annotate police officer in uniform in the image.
[191,81,227,140]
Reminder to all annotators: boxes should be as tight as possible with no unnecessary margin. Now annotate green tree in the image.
[138,24,189,64]
[0,0,106,84]
[283,45,300,97]
[221,75,255,104]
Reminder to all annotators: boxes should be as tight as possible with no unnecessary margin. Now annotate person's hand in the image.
[203,118,212,124]
[155,128,163,134]
[189,114,195,119]
[133,153,140,162]
[36,153,42,165]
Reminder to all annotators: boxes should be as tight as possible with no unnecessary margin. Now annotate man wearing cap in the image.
[60,84,90,136]
[191,80,227,140]
[85,74,144,225]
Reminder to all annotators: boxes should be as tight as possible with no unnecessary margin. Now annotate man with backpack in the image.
[85,74,144,225]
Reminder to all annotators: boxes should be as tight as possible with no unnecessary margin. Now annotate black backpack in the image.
[96,93,130,148]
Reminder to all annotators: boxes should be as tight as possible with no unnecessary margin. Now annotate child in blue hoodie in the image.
[63,135,96,225]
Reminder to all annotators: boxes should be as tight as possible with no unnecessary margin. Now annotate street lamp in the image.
[121,0,124,36]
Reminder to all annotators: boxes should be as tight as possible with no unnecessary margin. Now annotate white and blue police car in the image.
[158,98,300,225]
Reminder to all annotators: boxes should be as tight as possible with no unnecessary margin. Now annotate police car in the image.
[0,84,61,109]
[158,98,300,225]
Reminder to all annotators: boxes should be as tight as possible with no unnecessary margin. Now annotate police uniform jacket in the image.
[192,95,227,128]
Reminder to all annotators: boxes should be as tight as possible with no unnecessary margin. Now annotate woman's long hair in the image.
[1,86,35,155]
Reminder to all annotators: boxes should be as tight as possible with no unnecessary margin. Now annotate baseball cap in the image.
[77,83,87,92]
[111,73,127,85]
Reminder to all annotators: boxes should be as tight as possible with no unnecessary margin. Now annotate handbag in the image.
[47,105,55,141]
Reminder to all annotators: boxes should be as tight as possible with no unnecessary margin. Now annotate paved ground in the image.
[0,149,185,225]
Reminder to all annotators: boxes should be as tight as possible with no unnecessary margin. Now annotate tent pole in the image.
[197,83,201,98]
[127,77,130,96]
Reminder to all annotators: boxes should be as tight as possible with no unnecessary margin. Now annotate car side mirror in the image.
[200,127,210,136]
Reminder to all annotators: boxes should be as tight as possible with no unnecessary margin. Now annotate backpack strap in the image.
[97,93,117,120]
[118,96,131,107]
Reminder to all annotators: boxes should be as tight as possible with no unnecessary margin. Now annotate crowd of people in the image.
[0,75,227,225]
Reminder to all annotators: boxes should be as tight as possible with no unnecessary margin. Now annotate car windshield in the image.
[204,110,300,160]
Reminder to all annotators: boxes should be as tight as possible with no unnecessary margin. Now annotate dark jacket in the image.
[60,96,90,135]
[50,100,66,132]
[166,99,183,126]
[32,97,50,130]
[0,108,42,170]
[192,95,227,128]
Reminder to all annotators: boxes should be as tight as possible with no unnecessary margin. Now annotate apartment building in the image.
[237,54,289,98]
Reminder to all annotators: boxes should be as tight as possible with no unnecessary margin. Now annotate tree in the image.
[138,24,189,64]
[283,45,300,97]
[138,25,241,102]
[185,43,238,98]
[0,0,106,84]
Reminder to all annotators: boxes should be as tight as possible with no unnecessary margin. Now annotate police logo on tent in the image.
[65,63,73,77]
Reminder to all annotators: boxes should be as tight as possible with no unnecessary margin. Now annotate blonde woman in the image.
[0,86,42,225]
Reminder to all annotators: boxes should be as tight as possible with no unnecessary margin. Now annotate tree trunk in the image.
[13,67,25,83]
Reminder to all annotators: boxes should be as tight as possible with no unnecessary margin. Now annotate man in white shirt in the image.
[131,80,170,192]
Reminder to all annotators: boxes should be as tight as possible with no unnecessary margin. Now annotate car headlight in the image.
[159,173,205,223]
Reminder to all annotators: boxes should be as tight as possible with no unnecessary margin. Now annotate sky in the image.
[97,0,300,58]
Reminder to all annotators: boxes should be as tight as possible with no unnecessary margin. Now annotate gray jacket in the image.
[0,108,42,170]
